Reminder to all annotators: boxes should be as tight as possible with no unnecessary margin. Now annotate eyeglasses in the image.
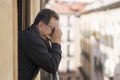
[45,24,55,32]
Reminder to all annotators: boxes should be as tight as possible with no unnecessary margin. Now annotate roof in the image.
[49,1,88,14]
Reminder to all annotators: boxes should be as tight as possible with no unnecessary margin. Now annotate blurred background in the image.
[0,0,120,80]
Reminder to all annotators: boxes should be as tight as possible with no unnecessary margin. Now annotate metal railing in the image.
[41,69,59,80]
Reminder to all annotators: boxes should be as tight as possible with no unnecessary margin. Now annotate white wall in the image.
[0,0,17,80]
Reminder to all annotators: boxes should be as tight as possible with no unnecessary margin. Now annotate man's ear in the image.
[37,21,44,30]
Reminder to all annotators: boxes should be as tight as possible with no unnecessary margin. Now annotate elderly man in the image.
[18,9,62,80]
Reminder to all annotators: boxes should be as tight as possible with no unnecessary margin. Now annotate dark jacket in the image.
[18,25,62,80]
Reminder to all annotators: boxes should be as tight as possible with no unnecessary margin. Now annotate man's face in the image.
[38,17,59,40]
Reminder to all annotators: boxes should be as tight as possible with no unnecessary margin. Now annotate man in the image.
[18,9,62,80]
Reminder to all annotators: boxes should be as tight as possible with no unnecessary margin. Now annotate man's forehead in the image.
[49,17,59,26]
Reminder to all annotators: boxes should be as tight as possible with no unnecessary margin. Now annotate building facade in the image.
[58,13,81,80]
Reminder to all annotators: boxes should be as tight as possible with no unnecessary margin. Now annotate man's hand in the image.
[50,27,62,44]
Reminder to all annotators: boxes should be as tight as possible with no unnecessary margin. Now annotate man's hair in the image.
[33,9,59,25]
